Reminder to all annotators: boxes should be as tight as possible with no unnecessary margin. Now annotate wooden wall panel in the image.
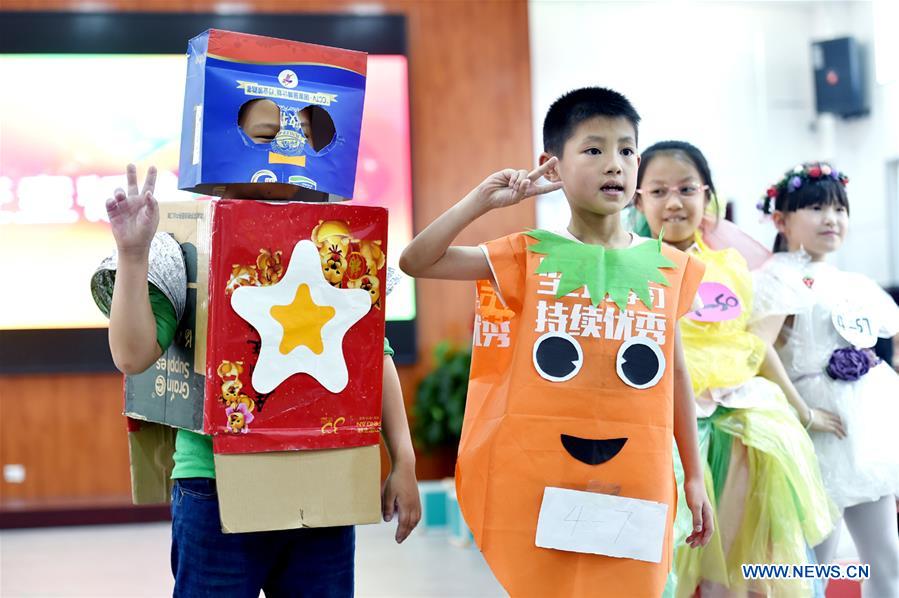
[0,373,132,504]
[0,0,534,503]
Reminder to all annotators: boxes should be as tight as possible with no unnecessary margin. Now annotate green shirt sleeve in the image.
[93,267,177,353]
[383,336,394,357]
[148,283,177,352]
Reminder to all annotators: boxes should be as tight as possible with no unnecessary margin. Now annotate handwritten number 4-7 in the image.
[563,505,633,542]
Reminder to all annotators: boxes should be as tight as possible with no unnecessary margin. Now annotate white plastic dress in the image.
[753,251,899,509]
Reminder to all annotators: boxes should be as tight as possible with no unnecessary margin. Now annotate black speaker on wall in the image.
[812,36,869,118]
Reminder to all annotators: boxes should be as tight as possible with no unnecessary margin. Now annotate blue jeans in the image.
[171,478,355,597]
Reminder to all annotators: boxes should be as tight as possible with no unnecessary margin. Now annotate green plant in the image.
[413,342,471,451]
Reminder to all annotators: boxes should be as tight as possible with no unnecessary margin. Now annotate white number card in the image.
[831,300,878,348]
[535,487,668,563]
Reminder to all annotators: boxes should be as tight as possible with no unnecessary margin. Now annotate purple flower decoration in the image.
[789,176,802,190]
[830,170,840,180]
[826,347,877,381]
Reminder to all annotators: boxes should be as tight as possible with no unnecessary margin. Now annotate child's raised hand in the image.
[684,477,714,548]
[105,164,159,257]
[475,157,563,211]
[381,465,422,544]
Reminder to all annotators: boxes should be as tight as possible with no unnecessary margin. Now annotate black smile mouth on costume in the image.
[560,434,627,466]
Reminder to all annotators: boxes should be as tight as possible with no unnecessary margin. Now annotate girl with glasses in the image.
[635,141,837,598]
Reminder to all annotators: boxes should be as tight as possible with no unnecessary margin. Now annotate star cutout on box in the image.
[230,239,371,394]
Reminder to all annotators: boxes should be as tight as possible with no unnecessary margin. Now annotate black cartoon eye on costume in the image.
[531,333,665,466]
[532,331,583,382]
[616,337,665,390]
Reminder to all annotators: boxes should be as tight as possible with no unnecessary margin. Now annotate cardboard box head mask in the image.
[178,29,367,200]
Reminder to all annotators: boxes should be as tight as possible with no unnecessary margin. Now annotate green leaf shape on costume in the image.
[525,229,677,310]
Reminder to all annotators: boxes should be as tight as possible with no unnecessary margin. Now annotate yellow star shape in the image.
[270,284,335,355]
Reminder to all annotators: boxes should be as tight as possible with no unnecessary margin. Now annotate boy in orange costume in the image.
[401,88,712,597]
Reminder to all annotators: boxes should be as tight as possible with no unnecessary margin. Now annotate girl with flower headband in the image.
[634,142,837,598]
[753,161,899,597]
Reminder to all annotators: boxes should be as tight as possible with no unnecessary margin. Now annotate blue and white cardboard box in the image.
[178,29,367,200]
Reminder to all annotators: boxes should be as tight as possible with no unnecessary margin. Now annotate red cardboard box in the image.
[121,198,388,532]
[206,199,387,454]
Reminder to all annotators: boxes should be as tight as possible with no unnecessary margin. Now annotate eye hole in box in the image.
[238,100,336,152]
[238,99,280,144]
[300,105,336,152]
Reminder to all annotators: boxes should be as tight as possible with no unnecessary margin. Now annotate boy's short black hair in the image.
[542,87,640,156]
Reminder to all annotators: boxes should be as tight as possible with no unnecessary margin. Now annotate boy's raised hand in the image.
[475,156,563,211]
[105,164,159,257]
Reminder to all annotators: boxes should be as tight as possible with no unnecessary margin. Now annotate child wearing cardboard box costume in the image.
[400,87,713,597]
[91,30,420,596]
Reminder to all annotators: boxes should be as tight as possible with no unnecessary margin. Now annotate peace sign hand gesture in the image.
[105,164,159,258]
[475,157,563,211]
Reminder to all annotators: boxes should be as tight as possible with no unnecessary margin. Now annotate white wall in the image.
[529,0,898,286]
[811,0,899,283]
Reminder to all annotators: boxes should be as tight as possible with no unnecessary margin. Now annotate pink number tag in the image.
[687,282,742,322]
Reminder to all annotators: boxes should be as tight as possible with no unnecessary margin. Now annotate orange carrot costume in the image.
[459,230,704,597]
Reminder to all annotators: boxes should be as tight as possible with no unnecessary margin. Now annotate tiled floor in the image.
[0,521,505,597]
[0,519,859,597]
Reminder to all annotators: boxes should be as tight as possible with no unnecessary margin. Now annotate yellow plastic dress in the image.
[673,234,836,598]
